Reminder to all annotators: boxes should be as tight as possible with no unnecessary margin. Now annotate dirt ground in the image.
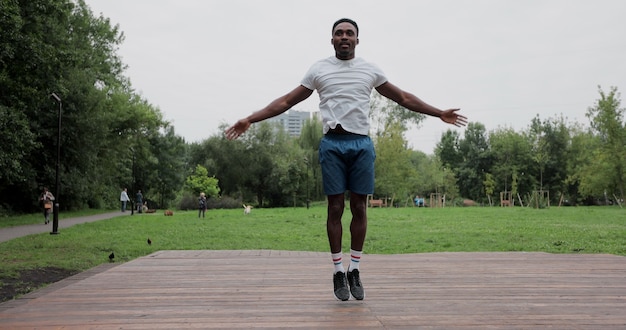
[0,267,78,302]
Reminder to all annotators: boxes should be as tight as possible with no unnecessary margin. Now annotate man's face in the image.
[332,22,358,60]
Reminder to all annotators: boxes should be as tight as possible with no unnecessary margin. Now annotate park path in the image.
[0,211,124,243]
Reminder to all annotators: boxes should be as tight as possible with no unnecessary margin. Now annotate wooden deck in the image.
[1,250,625,329]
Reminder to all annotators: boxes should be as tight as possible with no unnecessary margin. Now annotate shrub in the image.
[178,193,198,210]
[207,196,242,209]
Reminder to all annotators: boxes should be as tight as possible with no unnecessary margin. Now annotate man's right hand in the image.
[224,119,251,140]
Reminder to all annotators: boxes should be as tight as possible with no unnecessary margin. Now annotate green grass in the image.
[0,208,109,228]
[1,206,625,277]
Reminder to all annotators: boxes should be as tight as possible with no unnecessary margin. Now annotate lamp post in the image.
[129,147,135,216]
[304,157,310,209]
[50,93,62,235]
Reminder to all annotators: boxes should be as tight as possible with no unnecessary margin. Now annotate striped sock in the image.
[332,252,345,273]
[349,249,362,271]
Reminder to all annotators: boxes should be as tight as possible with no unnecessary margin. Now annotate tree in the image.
[369,92,426,136]
[526,115,571,202]
[483,172,496,206]
[185,165,220,198]
[436,130,463,171]
[564,125,598,204]
[582,86,625,201]
[298,117,324,201]
[0,0,178,213]
[370,93,428,205]
[456,123,493,202]
[374,121,417,205]
[489,127,532,197]
[149,126,187,208]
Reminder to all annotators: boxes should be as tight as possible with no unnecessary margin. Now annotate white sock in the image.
[332,252,345,273]
[349,249,362,272]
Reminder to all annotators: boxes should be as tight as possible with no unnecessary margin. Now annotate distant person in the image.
[198,192,207,218]
[40,187,55,224]
[120,188,130,212]
[136,190,143,213]
[225,18,467,301]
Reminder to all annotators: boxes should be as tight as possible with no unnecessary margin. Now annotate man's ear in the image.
[356,38,360,45]
[330,38,334,45]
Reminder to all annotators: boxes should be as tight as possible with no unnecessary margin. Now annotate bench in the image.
[369,199,385,207]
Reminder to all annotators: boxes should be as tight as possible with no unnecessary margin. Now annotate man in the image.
[225,18,467,301]
[136,190,143,213]
[120,188,130,212]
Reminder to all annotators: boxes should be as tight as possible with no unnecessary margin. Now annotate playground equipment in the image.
[500,191,513,207]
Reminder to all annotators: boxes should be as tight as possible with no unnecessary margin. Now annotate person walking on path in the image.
[225,18,467,301]
[120,188,130,212]
[39,187,55,224]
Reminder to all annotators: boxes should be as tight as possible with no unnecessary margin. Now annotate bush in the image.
[178,194,243,210]
[207,196,242,209]
[178,193,198,211]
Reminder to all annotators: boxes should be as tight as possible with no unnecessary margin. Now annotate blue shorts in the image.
[319,134,376,195]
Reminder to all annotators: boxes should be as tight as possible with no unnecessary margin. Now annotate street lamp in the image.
[129,147,135,216]
[304,156,310,209]
[50,93,62,235]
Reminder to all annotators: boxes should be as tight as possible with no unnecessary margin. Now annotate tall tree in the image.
[489,127,533,196]
[526,115,571,201]
[564,124,598,204]
[456,123,493,201]
[149,126,187,208]
[0,0,177,213]
[298,117,324,201]
[369,91,426,135]
[435,130,463,170]
[582,86,625,201]
[374,121,417,205]
[185,165,220,198]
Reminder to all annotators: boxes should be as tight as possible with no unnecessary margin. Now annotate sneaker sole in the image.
[350,292,365,300]
[334,290,350,301]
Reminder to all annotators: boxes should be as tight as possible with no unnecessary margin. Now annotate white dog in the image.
[243,204,253,215]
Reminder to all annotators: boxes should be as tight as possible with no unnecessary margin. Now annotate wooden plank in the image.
[0,251,624,329]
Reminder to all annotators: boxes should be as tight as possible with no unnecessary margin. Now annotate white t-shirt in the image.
[300,57,387,135]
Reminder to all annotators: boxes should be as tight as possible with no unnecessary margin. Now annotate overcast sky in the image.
[85,0,626,154]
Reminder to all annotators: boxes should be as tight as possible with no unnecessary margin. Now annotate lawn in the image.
[0,205,624,301]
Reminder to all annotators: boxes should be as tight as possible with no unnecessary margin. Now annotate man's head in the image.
[332,18,359,36]
[331,18,359,60]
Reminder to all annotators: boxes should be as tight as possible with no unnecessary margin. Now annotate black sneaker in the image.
[333,271,350,301]
[347,269,365,300]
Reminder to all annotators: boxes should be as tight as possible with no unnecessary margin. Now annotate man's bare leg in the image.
[327,193,350,300]
[327,193,345,253]
[349,192,368,251]
[347,192,367,300]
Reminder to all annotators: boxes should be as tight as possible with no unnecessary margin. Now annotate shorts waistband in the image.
[326,125,366,136]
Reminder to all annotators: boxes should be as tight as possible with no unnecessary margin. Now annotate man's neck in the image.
[335,52,355,60]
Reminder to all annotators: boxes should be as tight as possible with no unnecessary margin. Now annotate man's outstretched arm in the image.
[376,81,467,127]
[225,85,313,140]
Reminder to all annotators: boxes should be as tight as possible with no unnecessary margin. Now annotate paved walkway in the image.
[0,211,124,243]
